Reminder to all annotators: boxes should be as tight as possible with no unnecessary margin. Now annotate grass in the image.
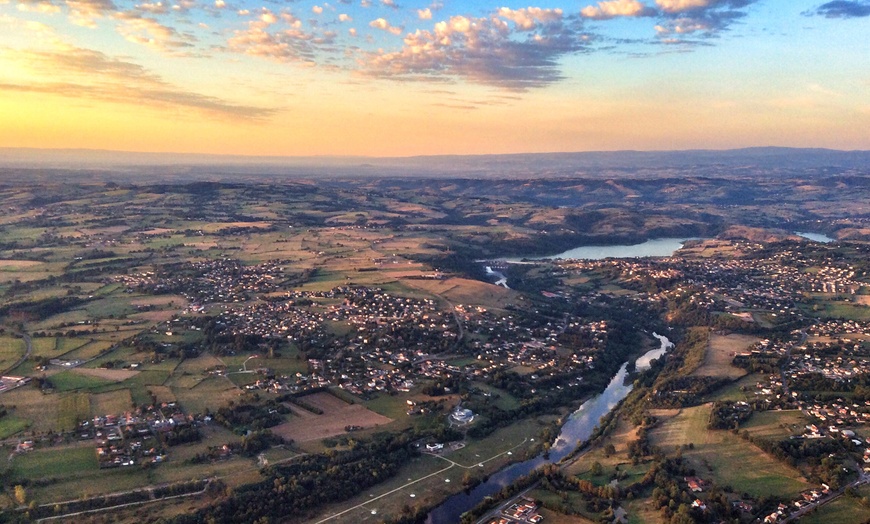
[473,383,521,410]
[648,404,809,498]
[60,339,115,360]
[692,333,757,380]
[0,336,26,372]
[48,370,113,392]
[57,392,90,430]
[11,446,98,479]
[740,410,807,442]
[0,387,58,433]
[799,489,870,524]
[529,488,598,522]
[90,389,134,417]
[706,373,764,402]
[173,376,239,414]
[0,416,30,439]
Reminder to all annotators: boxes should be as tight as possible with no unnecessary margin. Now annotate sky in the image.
[1,0,869,157]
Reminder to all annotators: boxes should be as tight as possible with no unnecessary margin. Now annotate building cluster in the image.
[77,402,196,469]
[486,498,544,524]
[116,258,286,303]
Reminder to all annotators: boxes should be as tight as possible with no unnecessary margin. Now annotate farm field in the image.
[648,404,810,498]
[692,333,757,379]
[271,392,393,443]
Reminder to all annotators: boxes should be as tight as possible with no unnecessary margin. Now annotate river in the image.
[425,333,673,523]
[505,237,693,262]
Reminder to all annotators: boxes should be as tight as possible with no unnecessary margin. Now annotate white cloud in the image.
[581,0,652,19]
[417,7,431,20]
[338,12,351,21]
[312,5,322,14]
[370,17,402,35]
[497,7,562,29]
[655,0,710,13]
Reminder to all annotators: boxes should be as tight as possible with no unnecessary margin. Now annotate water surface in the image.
[506,238,693,262]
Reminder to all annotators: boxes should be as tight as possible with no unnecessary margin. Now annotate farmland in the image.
[271,392,393,443]
[0,175,867,523]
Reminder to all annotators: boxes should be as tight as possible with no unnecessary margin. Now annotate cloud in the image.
[16,1,61,13]
[312,5,322,14]
[496,7,563,30]
[114,10,193,50]
[655,0,709,12]
[651,0,756,43]
[338,13,351,22]
[2,44,273,119]
[381,0,398,9]
[369,17,402,35]
[363,12,590,90]
[808,0,870,17]
[581,0,656,19]
[228,9,336,62]
[135,1,167,14]
[417,7,431,20]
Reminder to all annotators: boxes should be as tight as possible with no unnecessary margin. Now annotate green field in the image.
[649,404,809,498]
[48,370,113,392]
[0,415,30,439]
[0,336,26,372]
[57,392,91,430]
[11,446,98,479]
[800,488,870,524]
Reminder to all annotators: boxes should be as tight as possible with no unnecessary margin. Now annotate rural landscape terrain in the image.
[0,149,869,524]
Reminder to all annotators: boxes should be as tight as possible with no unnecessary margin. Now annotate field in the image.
[271,392,393,443]
[799,486,870,524]
[90,389,134,416]
[11,446,98,479]
[74,367,140,382]
[692,333,757,380]
[648,404,810,498]
[57,392,91,430]
[0,415,29,438]
[48,370,114,392]
[0,336,26,372]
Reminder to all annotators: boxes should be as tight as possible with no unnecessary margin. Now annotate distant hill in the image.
[0,146,867,181]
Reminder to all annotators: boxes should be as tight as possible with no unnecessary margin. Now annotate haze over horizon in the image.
[2,0,869,157]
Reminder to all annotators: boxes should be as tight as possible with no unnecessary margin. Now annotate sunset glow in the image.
[3,0,869,156]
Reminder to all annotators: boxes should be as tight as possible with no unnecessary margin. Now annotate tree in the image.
[14,484,27,506]
[591,461,603,476]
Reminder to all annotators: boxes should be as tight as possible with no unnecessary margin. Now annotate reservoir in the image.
[426,334,673,523]
[506,237,693,262]
[795,232,835,243]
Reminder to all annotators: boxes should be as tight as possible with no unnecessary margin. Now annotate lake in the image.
[505,237,693,262]
[795,231,835,243]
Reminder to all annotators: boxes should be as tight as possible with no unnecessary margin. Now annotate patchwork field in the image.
[271,392,393,442]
